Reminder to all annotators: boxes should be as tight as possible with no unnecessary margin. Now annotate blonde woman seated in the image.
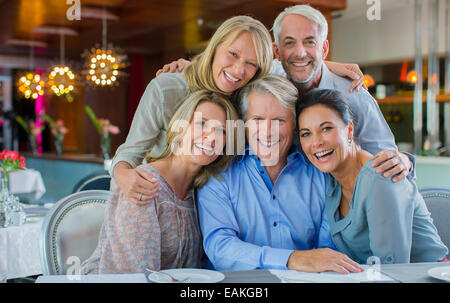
[81,90,238,274]
[296,89,448,264]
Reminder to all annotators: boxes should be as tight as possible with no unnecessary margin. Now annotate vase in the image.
[0,174,9,227]
[29,135,38,155]
[55,134,64,156]
[0,173,25,227]
[100,133,111,160]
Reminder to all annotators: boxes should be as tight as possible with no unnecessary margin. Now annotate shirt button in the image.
[272,194,276,199]
[260,170,264,174]
[273,222,277,227]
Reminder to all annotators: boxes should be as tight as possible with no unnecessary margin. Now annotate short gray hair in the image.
[238,74,298,119]
[272,4,328,47]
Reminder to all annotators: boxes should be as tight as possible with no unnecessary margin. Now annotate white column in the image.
[414,0,424,155]
[426,0,440,155]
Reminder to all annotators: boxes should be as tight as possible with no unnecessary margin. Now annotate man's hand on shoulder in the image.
[372,149,412,182]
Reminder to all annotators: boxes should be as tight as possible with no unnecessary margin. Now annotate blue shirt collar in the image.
[318,63,334,90]
[237,144,308,166]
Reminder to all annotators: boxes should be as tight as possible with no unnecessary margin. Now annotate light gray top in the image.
[325,159,448,264]
[109,72,189,177]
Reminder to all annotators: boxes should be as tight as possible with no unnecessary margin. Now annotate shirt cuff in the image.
[262,247,294,270]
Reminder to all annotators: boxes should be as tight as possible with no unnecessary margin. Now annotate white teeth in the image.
[315,149,333,157]
[292,62,309,67]
[224,71,239,83]
[195,143,213,152]
[259,140,279,147]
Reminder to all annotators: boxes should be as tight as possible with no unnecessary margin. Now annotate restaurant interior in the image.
[0,0,449,285]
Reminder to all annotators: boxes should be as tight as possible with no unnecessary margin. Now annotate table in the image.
[380,262,450,283]
[0,217,44,280]
[35,262,450,283]
[9,169,46,202]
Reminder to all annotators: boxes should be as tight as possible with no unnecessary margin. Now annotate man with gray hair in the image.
[271,4,414,182]
[197,75,364,273]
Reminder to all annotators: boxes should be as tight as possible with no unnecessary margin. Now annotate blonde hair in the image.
[184,15,273,95]
[145,90,239,188]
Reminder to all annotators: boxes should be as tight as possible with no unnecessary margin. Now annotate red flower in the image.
[3,150,20,162]
[0,150,26,174]
[18,156,26,169]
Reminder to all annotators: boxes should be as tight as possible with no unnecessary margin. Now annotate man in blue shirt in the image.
[197,75,364,274]
[270,4,414,180]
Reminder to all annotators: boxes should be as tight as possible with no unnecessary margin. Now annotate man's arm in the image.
[350,89,415,182]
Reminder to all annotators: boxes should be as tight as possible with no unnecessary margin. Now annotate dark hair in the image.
[296,88,355,127]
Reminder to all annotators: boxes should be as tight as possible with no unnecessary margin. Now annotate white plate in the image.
[148,268,225,283]
[427,266,450,282]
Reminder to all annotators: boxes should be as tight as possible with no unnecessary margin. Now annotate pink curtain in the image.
[35,68,44,155]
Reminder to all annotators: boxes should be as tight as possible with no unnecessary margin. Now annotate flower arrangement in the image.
[43,114,68,137]
[0,150,26,201]
[97,118,120,135]
[42,114,68,156]
[85,106,120,159]
[0,150,26,227]
[0,150,26,178]
[15,116,45,154]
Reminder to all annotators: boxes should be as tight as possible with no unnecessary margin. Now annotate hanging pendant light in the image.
[82,9,127,87]
[17,72,45,100]
[17,46,45,100]
[48,31,77,102]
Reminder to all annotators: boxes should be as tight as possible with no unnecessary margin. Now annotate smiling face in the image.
[298,104,354,173]
[245,91,295,167]
[274,14,329,87]
[212,31,259,93]
[178,101,227,166]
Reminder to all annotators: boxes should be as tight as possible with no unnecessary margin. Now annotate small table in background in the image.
[9,169,46,203]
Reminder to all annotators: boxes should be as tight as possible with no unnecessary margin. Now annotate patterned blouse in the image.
[81,164,203,274]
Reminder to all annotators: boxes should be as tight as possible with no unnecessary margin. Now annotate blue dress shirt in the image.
[326,159,448,264]
[197,147,336,271]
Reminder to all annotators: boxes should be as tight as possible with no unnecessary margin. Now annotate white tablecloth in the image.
[36,273,148,283]
[0,218,43,279]
[9,169,46,201]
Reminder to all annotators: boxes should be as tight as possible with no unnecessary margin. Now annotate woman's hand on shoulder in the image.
[114,162,161,205]
[155,58,191,77]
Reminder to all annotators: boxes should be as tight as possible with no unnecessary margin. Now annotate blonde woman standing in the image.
[82,90,238,274]
[111,15,272,205]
